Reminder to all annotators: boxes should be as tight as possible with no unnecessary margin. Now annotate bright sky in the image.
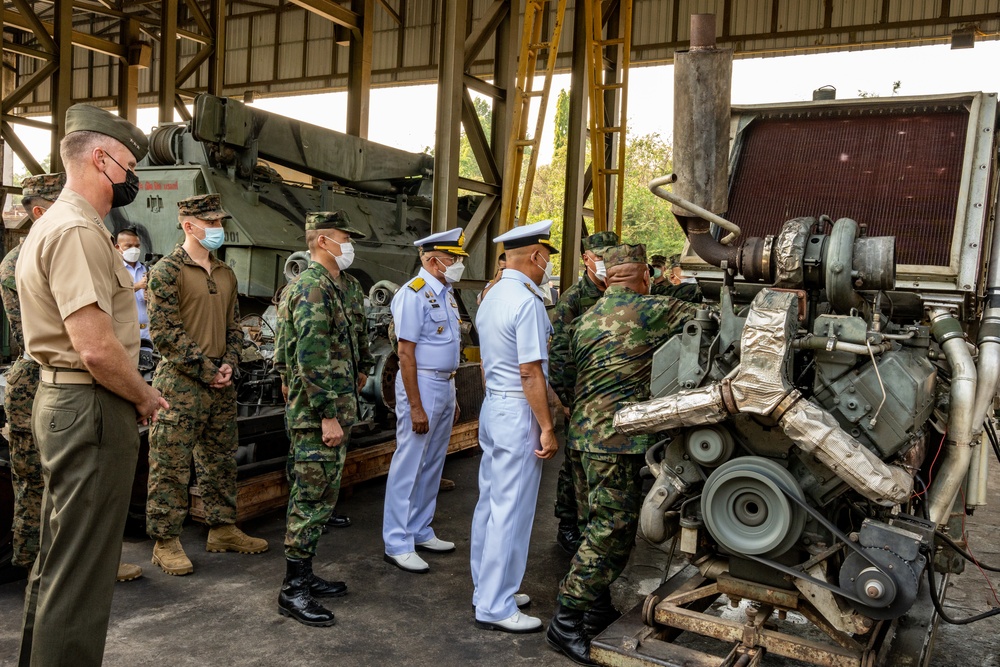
[5,40,1000,176]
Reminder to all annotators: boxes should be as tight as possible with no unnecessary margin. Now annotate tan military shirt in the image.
[16,189,140,369]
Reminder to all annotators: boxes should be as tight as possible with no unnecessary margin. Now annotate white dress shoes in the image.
[415,537,456,553]
[383,551,430,573]
[475,611,543,634]
[514,593,531,607]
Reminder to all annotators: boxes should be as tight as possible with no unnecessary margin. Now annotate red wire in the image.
[913,431,947,499]
[959,487,1000,607]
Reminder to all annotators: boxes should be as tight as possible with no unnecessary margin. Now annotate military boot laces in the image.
[278,559,336,627]
[152,537,193,576]
[206,524,269,554]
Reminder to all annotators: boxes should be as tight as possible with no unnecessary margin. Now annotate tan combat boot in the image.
[152,537,194,576]
[206,524,269,554]
[116,562,143,582]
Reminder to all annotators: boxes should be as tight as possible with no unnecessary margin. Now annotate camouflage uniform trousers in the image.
[146,366,238,538]
[554,425,579,525]
[4,357,40,568]
[556,449,644,609]
[284,428,349,560]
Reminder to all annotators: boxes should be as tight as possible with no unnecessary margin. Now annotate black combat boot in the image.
[583,589,621,638]
[278,558,336,627]
[304,558,348,598]
[556,517,582,555]
[546,602,596,666]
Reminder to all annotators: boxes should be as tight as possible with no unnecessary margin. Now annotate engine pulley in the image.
[839,546,919,620]
[685,426,735,467]
[701,456,806,558]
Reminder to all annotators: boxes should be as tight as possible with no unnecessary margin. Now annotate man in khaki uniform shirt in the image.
[15,104,168,667]
[145,193,268,577]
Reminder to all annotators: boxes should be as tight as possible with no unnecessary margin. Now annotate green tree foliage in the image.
[524,89,685,274]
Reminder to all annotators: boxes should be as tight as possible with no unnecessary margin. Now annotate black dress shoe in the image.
[327,514,352,528]
[546,602,596,666]
[556,517,582,555]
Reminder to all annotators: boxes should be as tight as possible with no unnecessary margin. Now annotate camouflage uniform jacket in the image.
[275,262,373,443]
[549,272,603,407]
[147,245,242,384]
[651,280,703,303]
[568,285,699,455]
[0,244,26,352]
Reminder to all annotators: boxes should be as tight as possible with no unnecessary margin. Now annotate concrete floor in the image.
[0,448,998,666]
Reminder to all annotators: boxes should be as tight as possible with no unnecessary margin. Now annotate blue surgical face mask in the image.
[193,223,225,251]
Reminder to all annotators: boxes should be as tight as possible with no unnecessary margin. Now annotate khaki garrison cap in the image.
[21,173,66,202]
[604,243,647,269]
[305,211,367,239]
[177,193,231,221]
[65,104,148,161]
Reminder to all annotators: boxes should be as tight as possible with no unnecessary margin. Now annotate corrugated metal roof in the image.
[3,0,998,113]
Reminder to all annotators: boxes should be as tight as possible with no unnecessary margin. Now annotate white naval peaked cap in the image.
[492,219,559,254]
[415,228,468,256]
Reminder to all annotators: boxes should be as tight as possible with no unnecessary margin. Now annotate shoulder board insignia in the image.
[523,282,543,300]
[408,277,426,291]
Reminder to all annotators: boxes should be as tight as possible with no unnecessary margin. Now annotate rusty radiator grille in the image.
[726,111,969,267]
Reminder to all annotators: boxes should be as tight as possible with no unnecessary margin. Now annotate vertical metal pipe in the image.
[560,0,589,292]
[927,310,978,526]
[159,0,179,124]
[430,0,468,233]
[672,13,730,218]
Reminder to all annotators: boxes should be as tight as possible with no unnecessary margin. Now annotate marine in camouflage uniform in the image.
[548,230,618,553]
[274,210,373,627]
[146,194,267,576]
[0,173,63,568]
[547,243,698,664]
[650,253,703,302]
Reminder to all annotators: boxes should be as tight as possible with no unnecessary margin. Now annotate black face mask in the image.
[103,151,140,208]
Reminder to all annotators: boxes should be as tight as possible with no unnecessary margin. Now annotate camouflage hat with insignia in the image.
[177,193,231,220]
[21,173,66,203]
[604,243,647,269]
[649,254,668,267]
[582,231,619,254]
[305,210,367,239]
[64,103,148,161]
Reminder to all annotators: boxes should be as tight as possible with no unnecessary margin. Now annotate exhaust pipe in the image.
[927,310,978,526]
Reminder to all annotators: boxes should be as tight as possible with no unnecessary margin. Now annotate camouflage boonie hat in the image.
[604,243,647,269]
[649,254,668,267]
[177,193,230,220]
[65,103,148,161]
[305,210,367,239]
[21,173,66,202]
[582,231,619,253]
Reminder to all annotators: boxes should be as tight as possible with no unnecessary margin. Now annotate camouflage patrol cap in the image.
[604,243,647,269]
[582,231,619,254]
[649,254,668,267]
[668,253,681,268]
[65,104,148,161]
[305,210,367,239]
[21,173,66,202]
[177,193,231,220]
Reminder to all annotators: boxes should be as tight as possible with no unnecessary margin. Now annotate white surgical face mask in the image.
[534,254,553,286]
[593,259,607,282]
[122,247,141,264]
[438,257,465,283]
[324,237,355,270]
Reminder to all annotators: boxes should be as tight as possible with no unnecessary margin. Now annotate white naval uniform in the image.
[470,268,552,623]
[382,268,461,556]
